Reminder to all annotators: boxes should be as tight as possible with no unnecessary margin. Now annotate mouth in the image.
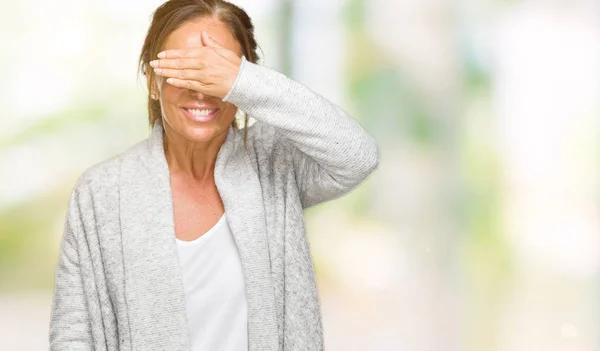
[182,106,219,122]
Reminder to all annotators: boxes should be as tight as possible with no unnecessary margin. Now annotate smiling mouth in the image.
[182,107,219,122]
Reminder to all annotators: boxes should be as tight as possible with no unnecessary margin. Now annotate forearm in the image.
[222,57,380,184]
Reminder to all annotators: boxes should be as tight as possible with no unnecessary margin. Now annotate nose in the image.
[190,88,206,101]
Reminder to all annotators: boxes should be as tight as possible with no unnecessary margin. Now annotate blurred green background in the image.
[1,0,599,350]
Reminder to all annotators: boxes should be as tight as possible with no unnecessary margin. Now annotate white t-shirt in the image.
[175,212,248,351]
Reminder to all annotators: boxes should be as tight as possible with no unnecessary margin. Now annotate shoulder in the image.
[245,119,291,157]
[245,119,276,144]
[242,120,297,182]
[71,138,148,198]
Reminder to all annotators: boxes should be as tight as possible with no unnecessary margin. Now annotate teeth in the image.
[188,109,215,117]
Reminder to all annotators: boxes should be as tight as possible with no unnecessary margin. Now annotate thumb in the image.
[201,31,224,49]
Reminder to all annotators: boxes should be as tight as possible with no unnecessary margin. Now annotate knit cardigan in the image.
[49,56,380,351]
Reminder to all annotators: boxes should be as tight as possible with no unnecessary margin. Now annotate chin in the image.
[180,119,232,143]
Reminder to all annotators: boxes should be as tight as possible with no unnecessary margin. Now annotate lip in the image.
[181,106,219,122]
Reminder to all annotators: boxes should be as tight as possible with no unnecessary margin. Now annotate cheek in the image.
[159,83,186,104]
[221,103,238,119]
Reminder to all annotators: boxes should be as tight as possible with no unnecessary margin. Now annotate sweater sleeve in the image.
[222,57,381,209]
[49,188,93,350]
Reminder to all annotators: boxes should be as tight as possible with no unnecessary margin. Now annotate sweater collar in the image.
[118,121,279,350]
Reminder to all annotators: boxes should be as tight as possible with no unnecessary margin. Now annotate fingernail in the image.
[167,78,174,84]
[149,60,158,67]
[157,52,166,58]
[154,68,162,73]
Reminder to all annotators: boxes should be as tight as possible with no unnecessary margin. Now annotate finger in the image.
[150,57,204,70]
[157,47,203,59]
[153,67,208,81]
[201,31,225,49]
[200,31,239,60]
[165,77,210,92]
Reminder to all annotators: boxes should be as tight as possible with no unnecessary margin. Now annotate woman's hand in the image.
[149,31,242,99]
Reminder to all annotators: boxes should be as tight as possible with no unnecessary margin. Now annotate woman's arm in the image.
[223,57,381,209]
[151,32,380,209]
[49,189,93,350]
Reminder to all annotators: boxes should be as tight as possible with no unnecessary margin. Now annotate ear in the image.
[144,64,152,89]
[145,63,160,97]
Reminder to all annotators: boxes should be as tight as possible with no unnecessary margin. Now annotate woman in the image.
[49,0,380,350]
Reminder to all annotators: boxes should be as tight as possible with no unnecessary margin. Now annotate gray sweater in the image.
[49,57,380,351]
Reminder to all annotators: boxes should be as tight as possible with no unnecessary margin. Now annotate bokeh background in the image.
[1,0,599,350]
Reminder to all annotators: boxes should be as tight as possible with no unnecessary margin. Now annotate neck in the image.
[162,127,227,182]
